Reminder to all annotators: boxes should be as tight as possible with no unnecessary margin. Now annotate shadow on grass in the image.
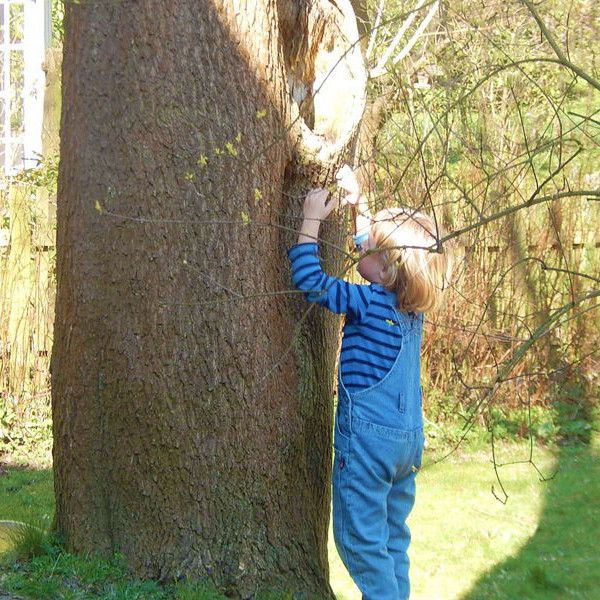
[461,431,600,600]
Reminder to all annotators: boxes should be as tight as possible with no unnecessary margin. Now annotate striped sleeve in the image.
[288,243,371,319]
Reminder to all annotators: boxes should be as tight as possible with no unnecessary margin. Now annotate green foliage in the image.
[0,536,230,599]
[0,521,49,564]
[13,153,60,195]
[51,0,64,44]
[0,396,53,468]
[423,390,598,451]
[0,541,309,599]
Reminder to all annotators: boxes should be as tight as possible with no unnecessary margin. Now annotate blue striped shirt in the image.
[288,243,412,393]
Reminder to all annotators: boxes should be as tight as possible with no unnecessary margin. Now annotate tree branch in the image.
[520,0,600,92]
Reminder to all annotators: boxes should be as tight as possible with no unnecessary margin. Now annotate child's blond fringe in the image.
[370,208,454,313]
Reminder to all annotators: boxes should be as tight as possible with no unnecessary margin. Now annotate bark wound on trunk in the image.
[52,1,365,597]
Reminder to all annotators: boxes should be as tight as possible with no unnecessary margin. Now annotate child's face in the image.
[357,230,386,284]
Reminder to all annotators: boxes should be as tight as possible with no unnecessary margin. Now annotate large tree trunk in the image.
[51,0,365,597]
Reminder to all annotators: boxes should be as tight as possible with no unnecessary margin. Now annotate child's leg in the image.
[332,433,400,600]
[386,469,417,599]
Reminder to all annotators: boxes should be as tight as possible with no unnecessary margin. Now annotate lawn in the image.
[1,434,599,599]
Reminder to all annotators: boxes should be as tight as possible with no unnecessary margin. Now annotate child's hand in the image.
[336,165,359,193]
[303,188,338,221]
[336,164,360,206]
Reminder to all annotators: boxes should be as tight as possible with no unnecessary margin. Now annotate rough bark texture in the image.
[52,1,365,597]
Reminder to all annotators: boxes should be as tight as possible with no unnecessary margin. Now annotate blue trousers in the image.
[332,317,424,600]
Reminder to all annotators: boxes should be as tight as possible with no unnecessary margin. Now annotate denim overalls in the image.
[333,310,424,600]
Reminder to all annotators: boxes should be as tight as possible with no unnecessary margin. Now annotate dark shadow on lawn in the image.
[461,426,600,600]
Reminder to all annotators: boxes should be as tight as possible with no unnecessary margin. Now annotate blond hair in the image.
[370,208,453,312]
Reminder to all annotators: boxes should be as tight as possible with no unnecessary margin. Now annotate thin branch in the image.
[520,0,600,92]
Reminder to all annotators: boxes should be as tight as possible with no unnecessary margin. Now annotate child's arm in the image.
[289,188,372,317]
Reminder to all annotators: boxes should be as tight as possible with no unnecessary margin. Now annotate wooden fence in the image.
[0,183,597,411]
[0,183,55,405]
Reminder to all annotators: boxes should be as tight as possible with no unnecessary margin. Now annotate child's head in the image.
[358,207,453,312]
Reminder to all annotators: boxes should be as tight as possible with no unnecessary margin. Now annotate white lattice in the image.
[0,0,49,176]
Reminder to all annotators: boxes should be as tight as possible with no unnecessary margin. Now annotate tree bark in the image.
[52,0,365,597]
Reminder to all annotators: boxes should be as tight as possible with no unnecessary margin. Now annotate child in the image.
[287,168,452,600]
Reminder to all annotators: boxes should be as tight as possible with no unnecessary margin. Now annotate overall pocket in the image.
[334,412,350,454]
[352,414,414,442]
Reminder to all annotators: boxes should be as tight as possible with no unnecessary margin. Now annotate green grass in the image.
[0,465,54,557]
[1,434,599,599]
[458,437,600,600]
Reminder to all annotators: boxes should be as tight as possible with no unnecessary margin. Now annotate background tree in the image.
[51,0,367,596]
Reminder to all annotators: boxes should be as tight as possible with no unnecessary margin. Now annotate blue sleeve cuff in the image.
[287,242,318,260]
[352,232,369,250]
